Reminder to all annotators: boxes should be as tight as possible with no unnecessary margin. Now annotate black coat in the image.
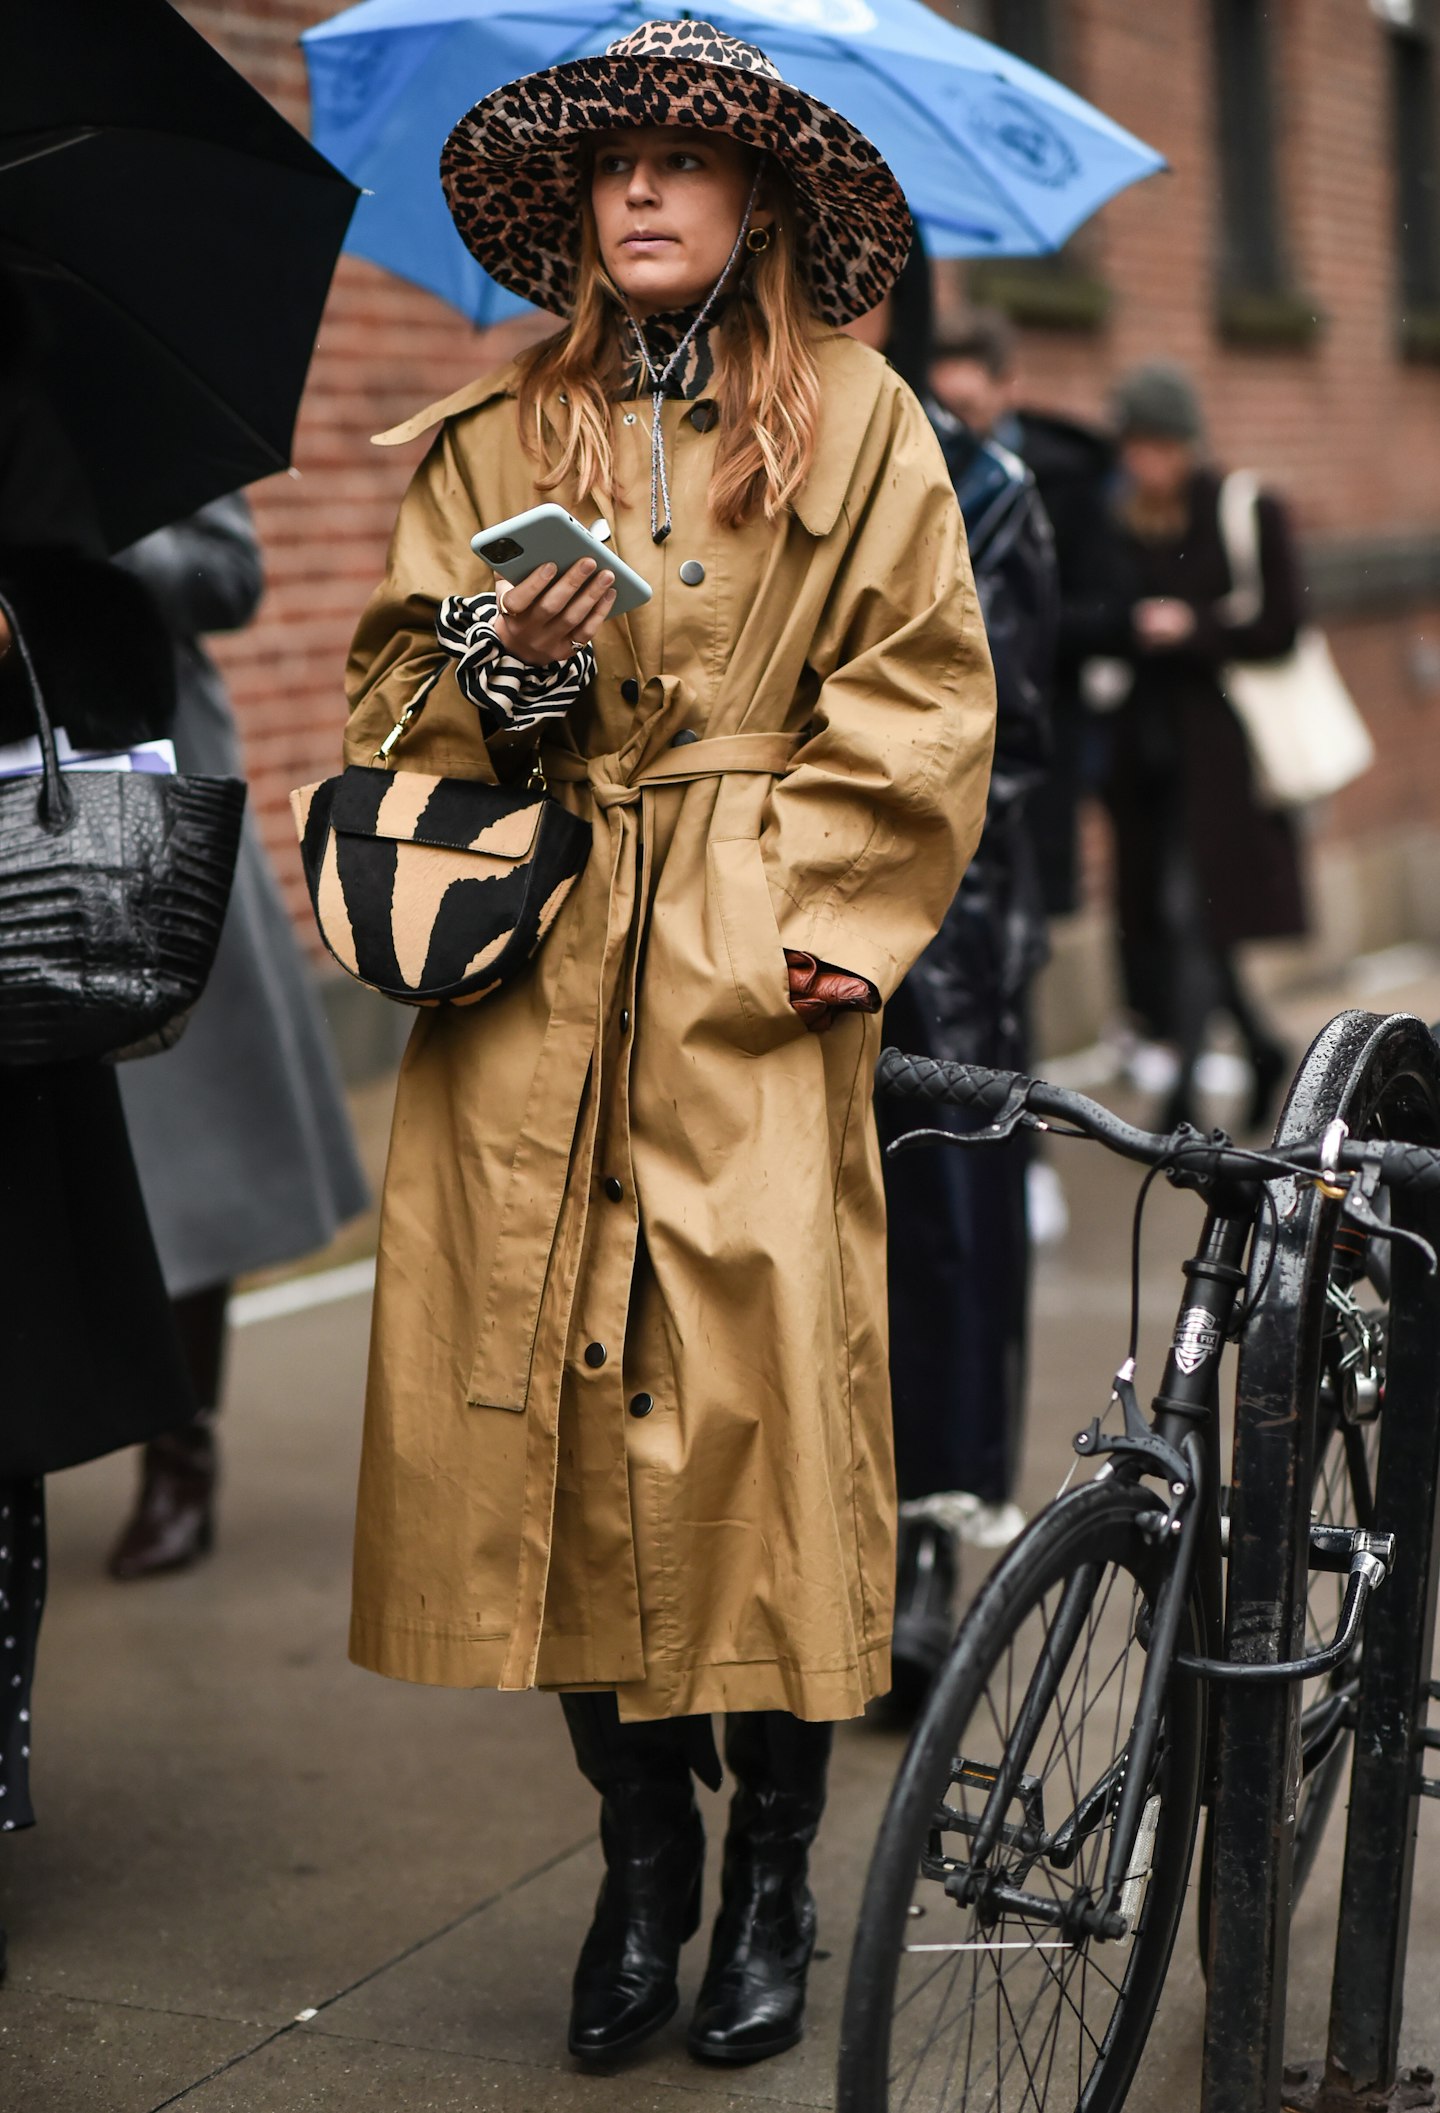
[878,419,1058,1507]
[0,379,191,1477]
[1101,469,1307,1003]
[1005,409,1126,917]
[898,413,1058,1074]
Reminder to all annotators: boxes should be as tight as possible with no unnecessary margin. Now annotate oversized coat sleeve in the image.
[342,418,507,784]
[759,383,997,999]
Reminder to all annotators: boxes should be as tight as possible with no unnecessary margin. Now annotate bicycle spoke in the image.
[883,1544,1181,2112]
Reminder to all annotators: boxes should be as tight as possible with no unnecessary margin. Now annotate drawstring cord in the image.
[626,159,766,545]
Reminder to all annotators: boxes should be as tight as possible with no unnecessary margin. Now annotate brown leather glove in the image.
[784,949,881,1034]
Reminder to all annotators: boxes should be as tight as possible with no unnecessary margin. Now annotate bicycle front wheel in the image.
[839,1479,1205,2113]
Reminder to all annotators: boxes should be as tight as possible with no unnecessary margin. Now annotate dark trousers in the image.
[560,1694,832,1801]
[878,981,1031,1507]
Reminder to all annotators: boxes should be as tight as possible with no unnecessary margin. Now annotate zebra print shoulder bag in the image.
[290,680,590,1008]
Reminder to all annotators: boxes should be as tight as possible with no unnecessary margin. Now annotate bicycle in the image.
[838,1010,1440,2113]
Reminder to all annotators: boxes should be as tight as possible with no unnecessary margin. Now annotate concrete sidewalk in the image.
[5,963,1440,2111]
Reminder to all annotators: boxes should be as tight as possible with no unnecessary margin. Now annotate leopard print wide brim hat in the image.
[440,18,912,326]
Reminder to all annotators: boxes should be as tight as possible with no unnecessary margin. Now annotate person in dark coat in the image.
[0,273,193,1978]
[1099,363,1302,1131]
[860,246,1058,1705]
[930,311,1127,920]
[108,499,369,1580]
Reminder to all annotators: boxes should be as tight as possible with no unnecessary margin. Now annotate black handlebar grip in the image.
[875,1048,1021,1117]
[1379,1140,1440,1196]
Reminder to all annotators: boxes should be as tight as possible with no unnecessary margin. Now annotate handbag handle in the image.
[0,587,73,830]
[373,662,445,767]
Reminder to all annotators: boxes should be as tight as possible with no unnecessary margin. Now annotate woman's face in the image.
[590,127,772,318]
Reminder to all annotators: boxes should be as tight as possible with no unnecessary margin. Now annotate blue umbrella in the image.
[303,0,1164,326]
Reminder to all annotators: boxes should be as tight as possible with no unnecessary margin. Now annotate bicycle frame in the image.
[1067,1192,1255,1920]
[876,1008,1440,2112]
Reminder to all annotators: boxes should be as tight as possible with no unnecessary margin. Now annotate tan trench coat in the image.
[342,330,996,1722]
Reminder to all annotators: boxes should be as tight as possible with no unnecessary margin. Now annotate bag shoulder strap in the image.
[0,587,70,826]
[1216,469,1265,626]
[372,661,447,766]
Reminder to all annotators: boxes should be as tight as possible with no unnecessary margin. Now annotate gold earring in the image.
[746,225,771,254]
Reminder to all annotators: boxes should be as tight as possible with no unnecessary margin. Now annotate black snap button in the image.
[678,559,705,586]
[671,728,700,747]
[690,401,718,433]
[620,1008,631,1032]
[583,1342,607,1369]
[621,677,640,703]
[629,1392,655,1418]
[603,1176,624,1202]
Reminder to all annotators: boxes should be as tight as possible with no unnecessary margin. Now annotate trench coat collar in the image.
[369,333,886,542]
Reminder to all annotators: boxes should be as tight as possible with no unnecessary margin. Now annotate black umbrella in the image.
[1,0,359,551]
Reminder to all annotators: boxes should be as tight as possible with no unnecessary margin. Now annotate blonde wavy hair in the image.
[515,164,821,531]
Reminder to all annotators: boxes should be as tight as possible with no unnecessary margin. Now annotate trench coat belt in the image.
[469,731,801,1443]
[539,730,802,805]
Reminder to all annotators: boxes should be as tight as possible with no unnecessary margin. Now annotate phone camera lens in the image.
[478,536,524,562]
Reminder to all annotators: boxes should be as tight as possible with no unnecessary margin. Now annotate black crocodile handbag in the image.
[291,680,590,1006]
[0,596,246,1067]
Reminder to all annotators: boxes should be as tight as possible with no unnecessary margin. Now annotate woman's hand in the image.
[0,607,11,663]
[492,557,617,667]
[1133,597,1196,649]
[785,950,880,1033]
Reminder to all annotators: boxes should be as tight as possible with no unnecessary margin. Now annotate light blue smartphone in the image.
[470,504,653,618]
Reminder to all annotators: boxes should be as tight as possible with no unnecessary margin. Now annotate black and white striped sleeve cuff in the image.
[436,591,594,733]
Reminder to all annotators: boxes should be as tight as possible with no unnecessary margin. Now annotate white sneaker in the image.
[901,1492,1027,1551]
[1026,1160,1070,1246]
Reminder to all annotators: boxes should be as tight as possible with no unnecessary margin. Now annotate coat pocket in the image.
[709,836,803,1057]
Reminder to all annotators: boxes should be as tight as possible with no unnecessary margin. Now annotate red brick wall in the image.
[950,0,1440,865]
[989,0,1440,539]
[181,0,1440,930]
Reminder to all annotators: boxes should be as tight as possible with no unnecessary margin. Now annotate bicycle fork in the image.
[1081,1201,1257,1931]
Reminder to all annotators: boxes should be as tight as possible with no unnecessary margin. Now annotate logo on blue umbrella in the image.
[972,87,1080,190]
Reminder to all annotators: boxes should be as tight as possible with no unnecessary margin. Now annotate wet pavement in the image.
[5,968,1440,2110]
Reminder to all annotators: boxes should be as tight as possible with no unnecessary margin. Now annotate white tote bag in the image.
[1217,471,1374,809]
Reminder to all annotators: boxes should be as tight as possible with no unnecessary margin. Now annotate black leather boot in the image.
[561,1694,712,2064]
[889,1515,959,1716]
[687,1711,833,2065]
[109,1286,229,1582]
[107,1422,217,1580]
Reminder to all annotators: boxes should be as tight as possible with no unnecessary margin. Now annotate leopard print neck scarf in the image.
[617,307,720,404]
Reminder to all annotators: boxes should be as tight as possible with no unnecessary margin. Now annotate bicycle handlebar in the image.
[876,1047,1440,1197]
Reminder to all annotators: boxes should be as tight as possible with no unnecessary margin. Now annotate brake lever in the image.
[884,1080,1038,1157]
[1342,1153,1438,1276]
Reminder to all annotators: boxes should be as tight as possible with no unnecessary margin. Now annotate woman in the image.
[1102,362,1302,1130]
[340,20,995,2070]
[109,497,368,1580]
[861,246,1056,1707]
[0,274,192,1977]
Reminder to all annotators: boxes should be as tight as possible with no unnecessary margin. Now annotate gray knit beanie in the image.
[1109,361,1204,443]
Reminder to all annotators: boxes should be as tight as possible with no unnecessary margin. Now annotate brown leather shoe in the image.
[107,1426,217,1581]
